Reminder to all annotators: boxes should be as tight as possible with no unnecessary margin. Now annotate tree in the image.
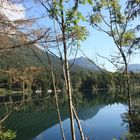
[88,0,140,136]
[0,0,50,52]
[126,0,140,19]
[126,0,140,50]
[89,0,139,109]
[0,1,52,136]
[33,0,89,139]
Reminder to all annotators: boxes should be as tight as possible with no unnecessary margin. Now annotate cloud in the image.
[0,1,26,21]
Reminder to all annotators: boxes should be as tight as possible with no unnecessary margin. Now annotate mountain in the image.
[69,56,100,71]
[128,64,140,72]
[0,13,62,70]
[0,46,61,70]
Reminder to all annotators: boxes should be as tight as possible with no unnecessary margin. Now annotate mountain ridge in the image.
[69,56,100,71]
[128,64,140,72]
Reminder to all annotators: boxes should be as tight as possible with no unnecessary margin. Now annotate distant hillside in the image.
[0,12,62,71]
[128,64,140,72]
[69,57,100,71]
[0,46,61,70]
[0,46,94,73]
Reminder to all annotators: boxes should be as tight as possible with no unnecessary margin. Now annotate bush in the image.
[0,129,16,140]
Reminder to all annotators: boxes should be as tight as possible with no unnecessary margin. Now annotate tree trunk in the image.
[51,67,66,140]
[73,106,85,140]
[124,64,133,132]
[61,16,76,140]
[46,51,66,140]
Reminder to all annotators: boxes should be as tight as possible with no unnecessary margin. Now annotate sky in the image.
[1,0,140,71]
[0,0,25,20]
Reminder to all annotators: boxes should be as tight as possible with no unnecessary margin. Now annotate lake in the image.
[4,91,129,140]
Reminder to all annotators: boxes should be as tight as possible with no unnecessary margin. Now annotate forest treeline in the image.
[0,45,140,95]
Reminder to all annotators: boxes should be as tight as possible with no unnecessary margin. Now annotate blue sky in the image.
[4,0,139,71]
[78,23,140,71]
[75,0,140,71]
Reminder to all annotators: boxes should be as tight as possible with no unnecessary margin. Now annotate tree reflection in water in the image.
[1,90,140,140]
[121,92,140,140]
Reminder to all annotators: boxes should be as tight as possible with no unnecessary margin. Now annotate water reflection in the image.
[34,103,128,140]
[3,91,130,140]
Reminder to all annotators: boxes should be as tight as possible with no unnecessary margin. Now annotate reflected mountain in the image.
[78,104,105,120]
[2,91,127,140]
[34,103,128,140]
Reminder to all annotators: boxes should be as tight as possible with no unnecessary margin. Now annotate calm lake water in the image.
[4,91,129,140]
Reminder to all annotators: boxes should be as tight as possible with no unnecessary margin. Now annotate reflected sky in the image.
[34,103,128,140]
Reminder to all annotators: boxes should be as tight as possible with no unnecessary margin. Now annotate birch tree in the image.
[34,0,89,139]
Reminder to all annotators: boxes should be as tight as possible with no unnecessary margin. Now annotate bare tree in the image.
[0,0,52,128]
[0,0,50,52]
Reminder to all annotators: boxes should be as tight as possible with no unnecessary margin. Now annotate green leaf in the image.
[90,14,102,24]
[87,0,94,5]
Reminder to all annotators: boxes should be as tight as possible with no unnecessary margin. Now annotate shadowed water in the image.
[3,91,130,140]
[34,103,127,140]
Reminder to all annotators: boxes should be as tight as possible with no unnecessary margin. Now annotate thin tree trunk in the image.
[60,1,76,139]
[125,70,132,114]
[122,53,132,115]
[124,64,133,132]
[45,49,66,140]
[22,80,25,100]
[51,68,66,140]
[0,110,12,124]
[53,16,84,139]
[64,54,76,140]
[73,106,85,140]
[53,16,75,139]
[52,18,68,89]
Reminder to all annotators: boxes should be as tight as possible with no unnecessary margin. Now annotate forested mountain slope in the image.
[69,57,100,71]
[0,46,61,70]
